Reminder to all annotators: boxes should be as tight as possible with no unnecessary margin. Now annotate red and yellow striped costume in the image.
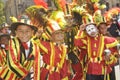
[0,37,40,80]
[0,48,7,67]
[74,34,118,75]
[38,40,68,80]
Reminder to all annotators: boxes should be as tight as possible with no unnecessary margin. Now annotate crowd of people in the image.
[0,0,120,80]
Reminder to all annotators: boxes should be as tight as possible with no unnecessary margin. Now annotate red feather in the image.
[33,0,48,9]
[58,0,66,12]
[108,7,120,14]
[59,0,66,8]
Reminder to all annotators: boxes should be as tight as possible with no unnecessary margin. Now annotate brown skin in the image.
[51,30,65,44]
[98,23,112,37]
[98,23,114,61]
[98,23,108,35]
[15,25,34,42]
[0,36,10,45]
[0,27,9,34]
[35,27,44,38]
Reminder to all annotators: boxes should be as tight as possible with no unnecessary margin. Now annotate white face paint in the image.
[85,24,98,37]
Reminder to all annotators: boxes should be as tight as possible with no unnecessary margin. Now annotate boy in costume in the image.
[39,23,69,80]
[0,15,40,80]
[0,33,11,80]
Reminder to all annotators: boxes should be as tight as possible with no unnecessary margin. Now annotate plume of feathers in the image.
[52,0,66,12]
[9,16,18,22]
[33,0,48,9]
[25,5,48,28]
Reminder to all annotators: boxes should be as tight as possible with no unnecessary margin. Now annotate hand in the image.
[79,24,86,31]
[104,55,111,62]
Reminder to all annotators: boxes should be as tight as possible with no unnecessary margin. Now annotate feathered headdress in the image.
[25,5,48,28]
[52,0,66,12]
[33,0,48,9]
[104,7,120,22]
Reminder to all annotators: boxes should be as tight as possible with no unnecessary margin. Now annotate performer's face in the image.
[15,25,34,42]
[1,27,9,34]
[0,36,10,45]
[85,24,98,37]
[51,30,64,44]
[98,24,108,35]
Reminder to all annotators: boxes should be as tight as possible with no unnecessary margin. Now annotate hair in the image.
[71,11,82,26]
[0,34,10,40]
[98,22,107,28]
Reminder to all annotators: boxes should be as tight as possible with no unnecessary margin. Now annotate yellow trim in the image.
[94,43,96,47]
[98,36,104,58]
[59,45,67,68]
[44,31,51,39]
[62,76,68,80]
[42,63,59,72]
[14,38,21,59]
[5,72,15,80]
[81,39,87,45]
[39,40,48,53]
[42,33,49,40]
[87,35,104,61]
[34,43,41,80]
[0,67,8,78]
[106,55,117,65]
[102,66,104,74]
[93,51,96,56]
[9,40,26,76]
[50,43,55,66]
[106,40,118,48]
[47,27,53,34]
[107,74,110,80]
[87,36,91,58]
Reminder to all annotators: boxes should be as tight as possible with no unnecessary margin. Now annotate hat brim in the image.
[0,25,10,30]
[0,34,10,39]
[10,22,38,34]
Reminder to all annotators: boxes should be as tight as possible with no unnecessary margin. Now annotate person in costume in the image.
[0,33,11,80]
[0,23,10,34]
[25,5,70,80]
[64,15,84,80]
[98,22,111,37]
[39,24,69,80]
[107,18,120,38]
[0,15,40,80]
[25,5,65,41]
[98,22,118,80]
[0,23,11,80]
[74,23,119,80]
[65,5,89,80]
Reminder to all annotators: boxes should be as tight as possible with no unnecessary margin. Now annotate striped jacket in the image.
[74,34,118,75]
[0,37,40,80]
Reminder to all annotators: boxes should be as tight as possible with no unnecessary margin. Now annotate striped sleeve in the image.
[105,37,119,48]
[7,39,28,78]
[33,43,40,80]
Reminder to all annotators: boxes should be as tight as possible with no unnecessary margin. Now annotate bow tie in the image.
[22,42,29,50]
